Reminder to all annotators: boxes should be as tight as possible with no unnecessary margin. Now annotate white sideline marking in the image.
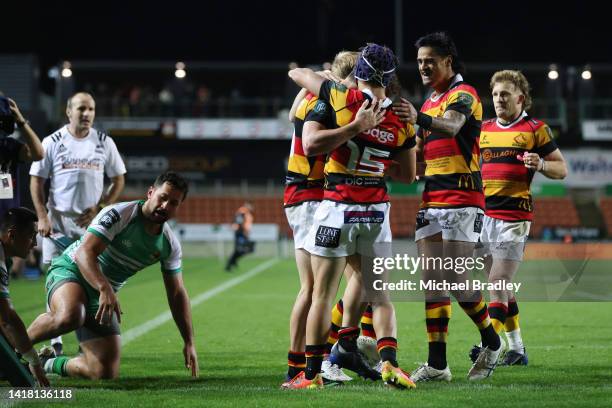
[121,258,279,346]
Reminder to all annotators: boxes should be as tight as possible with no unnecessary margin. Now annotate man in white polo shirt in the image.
[29,92,126,355]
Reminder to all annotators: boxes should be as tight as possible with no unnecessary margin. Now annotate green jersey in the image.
[51,200,182,292]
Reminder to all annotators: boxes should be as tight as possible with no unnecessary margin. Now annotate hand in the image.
[7,98,26,124]
[354,99,385,132]
[76,206,99,228]
[95,286,122,326]
[29,363,50,387]
[392,98,418,124]
[183,342,199,378]
[37,216,52,237]
[517,152,542,171]
[315,69,341,83]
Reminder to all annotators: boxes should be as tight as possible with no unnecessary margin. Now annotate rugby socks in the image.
[488,302,508,334]
[326,299,344,354]
[505,297,524,352]
[338,326,360,352]
[377,337,398,368]
[459,296,501,351]
[426,299,451,369]
[305,345,326,380]
[361,303,377,339]
[287,350,306,379]
[45,356,69,376]
[505,297,520,332]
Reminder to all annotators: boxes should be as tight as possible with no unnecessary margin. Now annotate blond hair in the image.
[490,70,532,111]
[331,51,360,79]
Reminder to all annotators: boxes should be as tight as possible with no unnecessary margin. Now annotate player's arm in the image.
[288,68,327,97]
[74,232,122,325]
[302,100,385,156]
[388,148,417,184]
[415,133,426,177]
[162,273,198,378]
[393,96,470,137]
[7,98,44,162]
[520,148,568,180]
[30,176,51,237]
[288,88,308,122]
[0,298,50,386]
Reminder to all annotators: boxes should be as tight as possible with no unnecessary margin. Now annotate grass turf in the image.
[4,257,612,407]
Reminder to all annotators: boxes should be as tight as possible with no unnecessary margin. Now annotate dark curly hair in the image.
[415,32,465,75]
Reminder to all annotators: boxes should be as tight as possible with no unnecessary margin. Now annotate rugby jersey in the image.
[318,80,416,204]
[480,111,558,221]
[419,74,484,209]
[51,200,182,293]
[284,92,328,207]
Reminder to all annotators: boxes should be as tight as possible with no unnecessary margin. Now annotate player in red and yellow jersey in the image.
[393,32,501,382]
[288,43,417,390]
[283,51,361,387]
[470,70,567,366]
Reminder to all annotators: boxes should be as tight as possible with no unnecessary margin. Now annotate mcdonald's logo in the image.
[458,174,475,189]
[518,199,533,211]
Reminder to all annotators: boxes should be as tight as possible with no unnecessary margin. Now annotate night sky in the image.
[6,0,610,69]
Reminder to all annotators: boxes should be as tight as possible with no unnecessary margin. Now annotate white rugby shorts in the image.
[285,201,320,250]
[415,206,484,243]
[304,200,392,258]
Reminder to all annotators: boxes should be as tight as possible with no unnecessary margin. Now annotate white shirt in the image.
[30,126,126,215]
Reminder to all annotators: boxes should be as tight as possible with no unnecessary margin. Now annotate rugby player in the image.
[26,172,198,380]
[283,51,366,386]
[470,70,567,366]
[0,208,49,386]
[286,43,417,389]
[393,32,502,381]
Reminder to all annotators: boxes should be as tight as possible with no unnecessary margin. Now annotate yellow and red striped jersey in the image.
[419,75,484,209]
[318,80,416,204]
[480,112,558,221]
[284,92,328,207]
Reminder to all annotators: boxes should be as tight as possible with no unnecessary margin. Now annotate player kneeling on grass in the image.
[0,208,49,386]
[26,171,199,380]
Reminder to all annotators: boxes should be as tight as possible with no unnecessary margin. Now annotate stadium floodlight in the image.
[581,65,592,80]
[547,64,559,80]
[175,61,186,78]
[61,61,73,78]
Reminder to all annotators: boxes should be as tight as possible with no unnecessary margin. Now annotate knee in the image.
[54,308,85,332]
[298,282,314,300]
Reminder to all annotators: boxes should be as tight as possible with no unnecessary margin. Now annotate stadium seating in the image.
[530,197,581,238]
[120,195,581,240]
[599,198,612,238]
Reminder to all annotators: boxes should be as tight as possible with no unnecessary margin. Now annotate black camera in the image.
[0,96,15,136]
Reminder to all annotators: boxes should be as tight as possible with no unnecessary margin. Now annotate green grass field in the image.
[4,257,612,407]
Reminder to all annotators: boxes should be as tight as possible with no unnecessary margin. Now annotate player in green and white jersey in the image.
[27,171,199,380]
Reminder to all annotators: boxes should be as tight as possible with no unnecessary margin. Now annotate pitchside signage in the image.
[176,119,292,139]
[582,120,612,141]
[532,149,612,187]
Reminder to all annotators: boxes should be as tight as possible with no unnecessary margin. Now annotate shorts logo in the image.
[315,226,341,248]
[474,213,483,233]
[344,211,384,224]
[100,209,121,229]
[416,210,430,230]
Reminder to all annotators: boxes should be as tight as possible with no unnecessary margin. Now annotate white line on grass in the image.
[121,258,280,346]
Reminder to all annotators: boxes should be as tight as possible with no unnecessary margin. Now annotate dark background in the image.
[7,0,610,68]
